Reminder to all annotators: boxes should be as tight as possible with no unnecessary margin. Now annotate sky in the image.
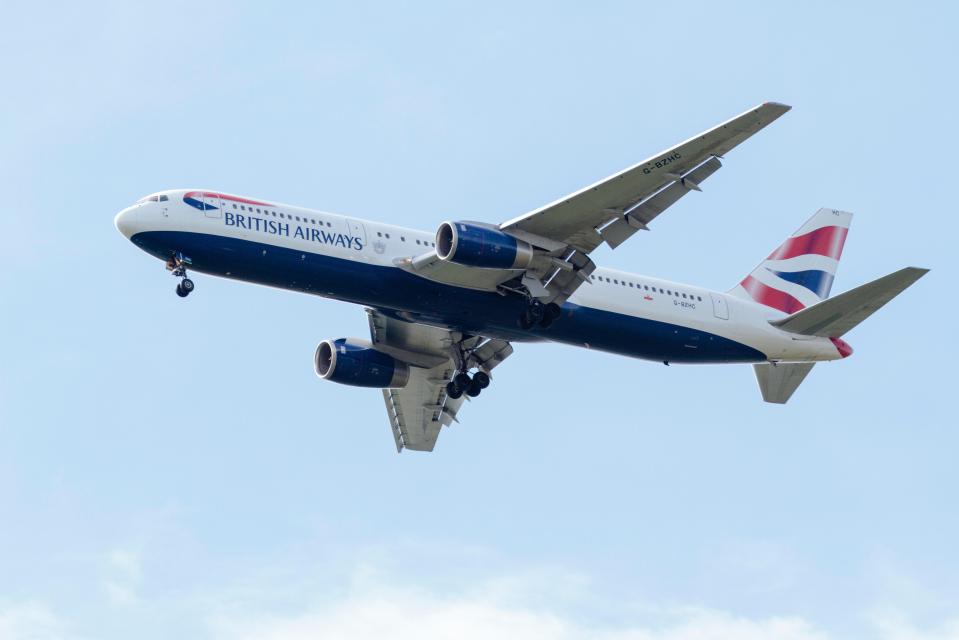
[1,2,958,639]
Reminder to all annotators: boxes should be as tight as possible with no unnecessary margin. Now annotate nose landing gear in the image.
[167,252,195,298]
[175,278,195,298]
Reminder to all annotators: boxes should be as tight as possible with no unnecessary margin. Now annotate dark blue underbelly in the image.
[130,231,764,364]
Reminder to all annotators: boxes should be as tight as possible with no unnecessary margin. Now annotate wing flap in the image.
[600,156,723,249]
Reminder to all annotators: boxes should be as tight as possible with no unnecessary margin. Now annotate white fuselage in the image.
[115,189,845,364]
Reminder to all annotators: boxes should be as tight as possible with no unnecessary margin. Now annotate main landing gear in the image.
[446,370,490,400]
[167,252,195,298]
[518,300,562,330]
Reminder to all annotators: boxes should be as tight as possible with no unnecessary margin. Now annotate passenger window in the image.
[233,204,237,209]
[416,239,421,245]
[385,233,390,239]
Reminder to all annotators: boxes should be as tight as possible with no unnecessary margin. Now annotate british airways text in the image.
[224,212,364,250]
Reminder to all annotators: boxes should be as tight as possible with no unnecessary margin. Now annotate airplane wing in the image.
[501,102,791,252]
[494,102,791,305]
[367,309,513,452]
[398,103,791,304]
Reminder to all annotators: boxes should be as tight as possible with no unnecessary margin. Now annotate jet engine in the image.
[436,221,535,269]
[314,338,410,388]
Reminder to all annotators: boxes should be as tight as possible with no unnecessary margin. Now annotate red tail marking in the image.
[768,225,848,261]
[740,275,806,314]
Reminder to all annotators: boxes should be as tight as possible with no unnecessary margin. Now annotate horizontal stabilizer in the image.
[754,362,815,404]
[771,267,928,337]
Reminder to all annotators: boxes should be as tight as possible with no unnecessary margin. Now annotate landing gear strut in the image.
[519,301,561,330]
[167,252,195,298]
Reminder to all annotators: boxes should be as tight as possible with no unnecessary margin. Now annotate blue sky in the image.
[1,2,957,638]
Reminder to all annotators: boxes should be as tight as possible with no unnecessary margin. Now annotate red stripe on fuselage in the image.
[183,191,273,207]
[768,225,848,261]
[740,275,806,314]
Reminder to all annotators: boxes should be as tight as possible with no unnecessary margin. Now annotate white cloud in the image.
[870,611,959,640]
[0,601,67,640]
[103,548,142,607]
[209,591,826,640]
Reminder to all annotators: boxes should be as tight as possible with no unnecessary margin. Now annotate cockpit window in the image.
[136,194,169,203]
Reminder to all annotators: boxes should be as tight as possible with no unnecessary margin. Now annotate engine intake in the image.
[315,339,410,388]
[436,221,534,269]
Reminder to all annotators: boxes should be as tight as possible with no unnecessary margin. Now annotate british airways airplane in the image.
[115,103,927,452]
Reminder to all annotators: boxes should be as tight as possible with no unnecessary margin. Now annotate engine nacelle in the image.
[436,221,534,269]
[314,339,410,388]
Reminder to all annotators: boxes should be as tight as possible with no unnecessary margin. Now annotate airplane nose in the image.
[114,206,138,239]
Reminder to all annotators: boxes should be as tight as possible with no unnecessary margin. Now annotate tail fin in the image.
[730,208,853,313]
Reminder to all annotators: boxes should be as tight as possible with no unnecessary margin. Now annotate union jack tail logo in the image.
[730,208,853,314]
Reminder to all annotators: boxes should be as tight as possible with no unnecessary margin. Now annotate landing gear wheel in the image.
[446,380,463,400]
[454,372,472,391]
[168,252,195,298]
[466,378,483,397]
[472,371,490,389]
[519,310,535,330]
[518,300,545,329]
[539,302,562,328]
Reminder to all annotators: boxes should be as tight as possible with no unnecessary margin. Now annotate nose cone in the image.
[114,206,139,239]
[830,337,854,358]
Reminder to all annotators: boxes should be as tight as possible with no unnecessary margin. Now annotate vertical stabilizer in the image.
[730,208,852,313]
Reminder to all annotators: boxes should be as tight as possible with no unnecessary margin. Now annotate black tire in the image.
[446,381,463,399]
[466,379,482,397]
[175,284,188,298]
[518,311,535,330]
[454,372,471,391]
[473,371,490,389]
[528,301,545,323]
[181,278,195,293]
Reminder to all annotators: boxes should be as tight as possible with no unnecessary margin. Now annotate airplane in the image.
[115,102,928,452]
